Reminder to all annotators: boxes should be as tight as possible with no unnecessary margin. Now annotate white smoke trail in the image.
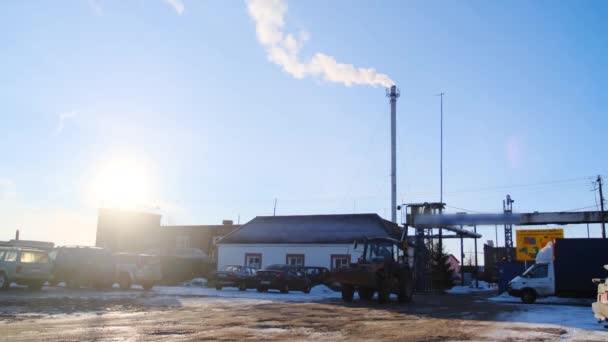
[163,0,185,15]
[246,0,394,87]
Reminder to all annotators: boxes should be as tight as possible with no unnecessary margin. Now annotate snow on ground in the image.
[180,277,208,287]
[489,291,594,306]
[447,281,497,294]
[495,302,605,333]
[154,284,340,302]
[0,283,340,303]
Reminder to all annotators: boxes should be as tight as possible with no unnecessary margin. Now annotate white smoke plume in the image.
[163,0,185,15]
[246,0,394,87]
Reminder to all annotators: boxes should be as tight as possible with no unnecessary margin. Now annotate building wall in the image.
[217,244,364,270]
[96,208,161,252]
[446,255,461,276]
[161,225,238,258]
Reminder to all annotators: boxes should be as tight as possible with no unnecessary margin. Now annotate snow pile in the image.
[447,281,497,294]
[489,292,594,306]
[180,278,208,287]
[154,284,340,302]
[496,303,604,332]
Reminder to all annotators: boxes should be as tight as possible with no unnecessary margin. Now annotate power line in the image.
[444,205,487,214]
[445,176,595,195]
[562,204,602,212]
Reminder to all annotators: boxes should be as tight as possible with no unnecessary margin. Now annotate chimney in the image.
[386,85,400,223]
[222,220,234,226]
[15,229,19,241]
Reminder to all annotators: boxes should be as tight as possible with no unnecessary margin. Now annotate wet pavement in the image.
[0,286,606,341]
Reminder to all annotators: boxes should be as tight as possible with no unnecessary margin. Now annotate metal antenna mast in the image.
[437,92,445,205]
[503,194,514,261]
[386,85,400,223]
[598,175,606,238]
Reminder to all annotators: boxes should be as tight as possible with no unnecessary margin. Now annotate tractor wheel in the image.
[377,279,390,304]
[119,273,132,290]
[398,271,414,303]
[521,289,537,304]
[341,284,354,302]
[358,287,374,301]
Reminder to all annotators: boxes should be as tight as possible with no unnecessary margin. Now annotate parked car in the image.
[49,246,115,289]
[256,264,312,293]
[592,265,608,323]
[114,253,162,290]
[213,265,258,291]
[0,247,52,290]
[299,266,330,286]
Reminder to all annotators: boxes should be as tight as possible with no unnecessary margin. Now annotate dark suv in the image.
[213,265,258,291]
[256,264,311,293]
[49,246,115,289]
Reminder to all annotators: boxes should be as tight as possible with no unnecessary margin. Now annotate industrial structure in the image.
[405,201,608,290]
[386,85,399,223]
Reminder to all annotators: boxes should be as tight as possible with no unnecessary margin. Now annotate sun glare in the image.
[89,159,153,210]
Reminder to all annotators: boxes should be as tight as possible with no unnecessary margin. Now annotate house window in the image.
[245,253,262,269]
[176,234,190,249]
[286,254,305,267]
[331,254,350,270]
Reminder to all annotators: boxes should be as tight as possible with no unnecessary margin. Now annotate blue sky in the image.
[1,1,607,260]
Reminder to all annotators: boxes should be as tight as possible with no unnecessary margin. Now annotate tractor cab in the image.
[356,237,407,265]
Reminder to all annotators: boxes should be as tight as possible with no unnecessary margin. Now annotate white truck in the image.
[508,238,608,304]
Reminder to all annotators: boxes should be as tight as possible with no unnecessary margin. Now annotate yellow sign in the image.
[516,229,564,261]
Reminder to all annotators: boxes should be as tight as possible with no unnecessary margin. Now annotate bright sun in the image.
[89,158,153,209]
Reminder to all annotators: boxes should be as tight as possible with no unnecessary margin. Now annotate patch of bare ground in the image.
[509,326,568,335]
[1,292,606,341]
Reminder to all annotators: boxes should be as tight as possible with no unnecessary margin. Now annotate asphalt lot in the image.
[0,285,606,341]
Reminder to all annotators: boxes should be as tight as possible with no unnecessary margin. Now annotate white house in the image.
[217,214,402,270]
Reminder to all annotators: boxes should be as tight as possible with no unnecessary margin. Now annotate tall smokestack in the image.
[386,85,400,223]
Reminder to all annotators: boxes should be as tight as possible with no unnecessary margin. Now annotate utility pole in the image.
[474,225,478,288]
[503,195,514,262]
[437,92,445,256]
[598,175,606,239]
[460,226,464,286]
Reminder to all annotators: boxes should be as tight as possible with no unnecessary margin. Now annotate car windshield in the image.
[20,251,49,264]
[522,264,549,278]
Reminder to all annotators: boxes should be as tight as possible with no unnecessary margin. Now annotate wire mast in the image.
[503,194,515,261]
[386,85,400,223]
[598,175,606,239]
